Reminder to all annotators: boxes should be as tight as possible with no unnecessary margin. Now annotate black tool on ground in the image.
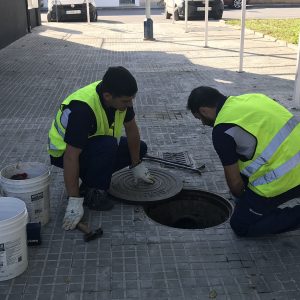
[26,222,42,246]
[76,222,103,242]
[143,154,205,175]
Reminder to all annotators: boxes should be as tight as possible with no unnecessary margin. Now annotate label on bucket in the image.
[1,189,50,225]
[31,192,43,202]
[0,238,23,271]
[0,238,22,270]
[31,192,45,222]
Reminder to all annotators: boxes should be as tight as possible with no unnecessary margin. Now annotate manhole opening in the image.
[144,189,233,229]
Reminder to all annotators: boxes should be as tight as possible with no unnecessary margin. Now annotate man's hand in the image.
[131,162,154,184]
[224,163,245,197]
[63,197,84,230]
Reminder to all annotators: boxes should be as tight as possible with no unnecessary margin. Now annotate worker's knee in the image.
[230,217,248,237]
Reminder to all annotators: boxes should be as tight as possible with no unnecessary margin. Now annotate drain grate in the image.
[160,151,192,168]
[140,111,187,121]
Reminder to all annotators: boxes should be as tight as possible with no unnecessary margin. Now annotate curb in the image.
[248,3,300,8]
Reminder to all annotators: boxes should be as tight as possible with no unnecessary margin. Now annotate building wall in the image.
[139,0,162,7]
[0,0,28,49]
[96,0,120,6]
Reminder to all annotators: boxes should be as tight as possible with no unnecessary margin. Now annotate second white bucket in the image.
[0,197,28,281]
[0,162,51,226]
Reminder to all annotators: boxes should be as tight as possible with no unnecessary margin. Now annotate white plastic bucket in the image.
[0,197,28,281]
[0,162,50,226]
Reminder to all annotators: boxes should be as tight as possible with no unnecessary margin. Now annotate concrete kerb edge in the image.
[221,20,299,51]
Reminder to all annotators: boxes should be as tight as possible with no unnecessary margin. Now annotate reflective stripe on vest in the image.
[214,93,300,197]
[252,150,300,186]
[241,116,299,178]
[54,119,65,140]
[48,137,59,150]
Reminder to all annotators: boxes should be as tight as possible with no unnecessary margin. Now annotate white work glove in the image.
[131,161,155,184]
[62,197,84,230]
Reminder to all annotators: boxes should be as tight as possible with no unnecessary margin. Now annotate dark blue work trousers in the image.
[230,186,300,237]
[51,136,147,190]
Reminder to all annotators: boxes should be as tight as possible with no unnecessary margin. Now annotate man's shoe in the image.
[84,188,114,211]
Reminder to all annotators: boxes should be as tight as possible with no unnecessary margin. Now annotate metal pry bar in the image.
[143,154,205,175]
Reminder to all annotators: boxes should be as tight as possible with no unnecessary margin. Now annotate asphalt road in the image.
[41,5,300,23]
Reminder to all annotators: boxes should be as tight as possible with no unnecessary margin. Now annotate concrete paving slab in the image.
[0,13,299,300]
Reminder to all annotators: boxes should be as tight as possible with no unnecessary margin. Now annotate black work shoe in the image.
[84,188,114,211]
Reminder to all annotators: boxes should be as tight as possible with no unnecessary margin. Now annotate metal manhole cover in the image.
[108,168,183,204]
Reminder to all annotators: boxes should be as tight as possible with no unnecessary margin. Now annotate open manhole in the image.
[144,189,233,229]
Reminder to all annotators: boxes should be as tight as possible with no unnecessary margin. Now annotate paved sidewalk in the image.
[0,15,300,300]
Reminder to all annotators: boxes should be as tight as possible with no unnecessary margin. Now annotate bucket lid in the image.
[0,197,27,222]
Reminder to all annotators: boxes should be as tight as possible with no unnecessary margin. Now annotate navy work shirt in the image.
[212,97,257,166]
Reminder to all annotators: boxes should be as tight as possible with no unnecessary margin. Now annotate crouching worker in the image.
[187,86,300,237]
[48,66,154,230]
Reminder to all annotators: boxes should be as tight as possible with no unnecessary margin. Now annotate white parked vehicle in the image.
[164,0,224,20]
[47,0,98,22]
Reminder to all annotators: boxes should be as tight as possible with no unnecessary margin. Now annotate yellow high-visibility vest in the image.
[214,93,300,197]
[48,81,126,157]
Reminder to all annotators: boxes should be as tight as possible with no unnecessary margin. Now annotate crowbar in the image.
[143,154,205,175]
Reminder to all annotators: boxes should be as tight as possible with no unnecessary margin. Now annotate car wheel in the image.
[232,0,242,9]
[91,10,98,22]
[211,0,224,20]
[47,12,52,22]
[174,8,179,21]
[165,8,171,19]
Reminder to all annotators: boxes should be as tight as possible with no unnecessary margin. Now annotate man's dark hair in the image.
[100,66,138,97]
[187,86,227,113]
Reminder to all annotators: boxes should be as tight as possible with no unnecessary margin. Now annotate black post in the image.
[144,18,154,41]
[144,0,155,41]
[24,0,32,33]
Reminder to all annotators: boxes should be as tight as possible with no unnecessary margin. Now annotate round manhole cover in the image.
[144,189,233,229]
[108,168,183,204]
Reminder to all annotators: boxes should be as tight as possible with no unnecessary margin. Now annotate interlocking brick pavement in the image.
[0,13,299,300]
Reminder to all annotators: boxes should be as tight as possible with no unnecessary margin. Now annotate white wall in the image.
[95,0,119,6]
[136,0,162,7]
